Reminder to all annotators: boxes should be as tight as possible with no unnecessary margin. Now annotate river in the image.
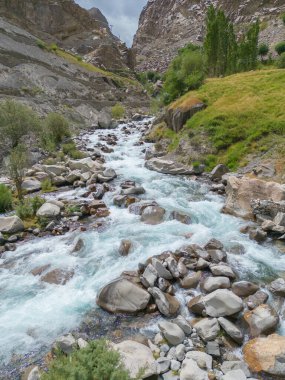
[0,118,284,375]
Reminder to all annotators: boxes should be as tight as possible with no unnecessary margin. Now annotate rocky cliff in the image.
[0,0,133,71]
[133,0,285,72]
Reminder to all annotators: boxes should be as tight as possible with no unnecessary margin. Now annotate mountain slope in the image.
[133,0,285,72]
[0,0,133,71]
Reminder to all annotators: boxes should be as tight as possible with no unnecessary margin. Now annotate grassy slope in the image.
[158,69,285,170]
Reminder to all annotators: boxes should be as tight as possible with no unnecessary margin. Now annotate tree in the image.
[6,144,28,201]
[238,21,260,71]
[0,100,39,149]
[42,113,70,151]
[275,41,285,55]
[258,43,269,61]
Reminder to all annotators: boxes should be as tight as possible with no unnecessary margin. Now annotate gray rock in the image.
[249,228,267,242]
[158,320,185,346]
[171,360,181,371]
[98,110,112,129]
[175,343,185,361]
[122,186,145,195]
[170,211,192,225]
[118,239,132,256]
[77,338,88,349]
[246,290,269,309]
[180,271,201,289]
[232,281,259,297]
[148,287,180,317]
[221,361,250,377]
[218,317,244,344]
[208,249,227,263]
[274,212,285,227]
[54,334,76,354]
[172,315,192,335]
[210,264,236,279]
[142,264,158,287]
[210,164,229,181]
[269,278,285,296]
[36,202,61,218]
[0,232,5,245]
[203,289,243,317]
[244,304,279,337]
[152,258,173,280]
[206,341,220,357]
[194,318,220,341]
[185,351,213,370]
[145,158,194,175]
[156,357,170,374]
[22,178,42,193]
[162,370,179,380]
[27,366,40,380]
[141,205,166,225]
[166,256,180,279]
[0,216,24,234]
[222,369,247,380]
[203,276,230,293]
[180,358,208,380]
[96,278,150,313]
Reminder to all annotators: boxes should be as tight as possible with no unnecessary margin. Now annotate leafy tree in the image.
[6,144,28,201]
[0,100,39,149]
[42,339,131,380]
[238,21,260,72]
[275,41,285,55]
[258,43,269,62]
[0,184,13,213]
[163,44,205,104]
[42,113,70,151]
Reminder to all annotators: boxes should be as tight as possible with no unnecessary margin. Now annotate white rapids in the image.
[0,118,285,366]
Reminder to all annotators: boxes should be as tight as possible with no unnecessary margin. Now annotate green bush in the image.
[41,178,54,192]
[16,196,45,219]
[258,43,269,57]
[36,39,47,50]
[278,52,285,68]
[42,113,70,150]
[0,184,13,213]
[111,103,125,120]
[163,44,205,104]
[62,142,85,159]
[48,43,58,52]
[42,339,131,380]
[275,41,285,55]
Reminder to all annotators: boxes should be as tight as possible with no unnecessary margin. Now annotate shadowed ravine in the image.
[0,119,284,376]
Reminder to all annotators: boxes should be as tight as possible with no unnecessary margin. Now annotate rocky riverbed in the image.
[0,117,285,379]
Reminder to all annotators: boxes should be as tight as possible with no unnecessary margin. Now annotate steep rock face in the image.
[133,0,285,72]
[0,0,133,71]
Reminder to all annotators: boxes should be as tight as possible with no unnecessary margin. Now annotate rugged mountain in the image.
[0,0,133,71]
[0,17,148,129]
[133,0,285,72]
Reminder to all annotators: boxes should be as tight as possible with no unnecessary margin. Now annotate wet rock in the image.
[41,269,74,285]
[0,216,24,234]
[274,212,285,227]
[141,264,158,287]
[54,333,76,354]
[244,304,279,337]
[158,277,171,291]
[203,276,230,293]
[210,263,236,279]
[218,317,244,344]
[92,184,105,200]
[68,157,103,173]
[246,290,269,310]
[148,287,180,317]
[141,205,166,225]
[170,211,192,225]
[152,258,173,280]
[158,320,185,345]
[122,186,145,195]
[180,271,201,289]
[249,228,267,243]
[118,239,132,256]
[194,318,220,341]
[210,164,229,182]
[145,158,194,175]
[97,278,150,313]
[207,249,227,263]
[187,295,205,315]
[31,264,51,276]
[129,200,158,215]
[232,281,259,297]
[166,256,180,279]
[180,358,208,380]
[114,340,157,379]
[71,237,85,254]
[204,238,224,251]
[36,202,61,218]
[269,277,285,296]
[203,289,243,317]
[244,334,285,376]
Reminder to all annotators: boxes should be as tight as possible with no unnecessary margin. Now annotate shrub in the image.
[6,144,29,201]
[62,142,85,159]
[42,113,70,150]
[278,52,285,68]
[41,178,54,192]
[163,44,205,104]
[48,43,58,52]
[0,100,40,149]
[111,103,125,120]
[36,39,47,50]
[275,41,285,55]
[258,43,269,57]
[0,184,13,213]
[42,339,131,380]
[16,196,45,220]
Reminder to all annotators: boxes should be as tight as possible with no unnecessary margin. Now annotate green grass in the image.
[163,69,285,170]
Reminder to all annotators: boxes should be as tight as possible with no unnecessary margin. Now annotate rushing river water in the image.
[0,118,285,372]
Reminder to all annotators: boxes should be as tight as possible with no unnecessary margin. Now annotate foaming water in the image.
[0,119,284,365]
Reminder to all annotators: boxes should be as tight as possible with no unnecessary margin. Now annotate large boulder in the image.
[22,178,42,193]
[218,317,244,344]
[223,176,285,219]
[68,157,103,173]
[232,281,259,297]
[158,320,185,345]
[36,202,61,218]
[203,289,243,317]
[244,334,285,376]
[96,278,150,313]
[148,287,180,317]
[141,206,166,225]
[194,318,220,341]
[98,110,113,129]
[42,165,67,176]
[180,359,208,380]
[0,216,24,234]
[203,276,230,293]
[145,158,194,175]
[114,340,156,379]
[210,164,229,182]
[244,304,279,337]
[269,278,285,296]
